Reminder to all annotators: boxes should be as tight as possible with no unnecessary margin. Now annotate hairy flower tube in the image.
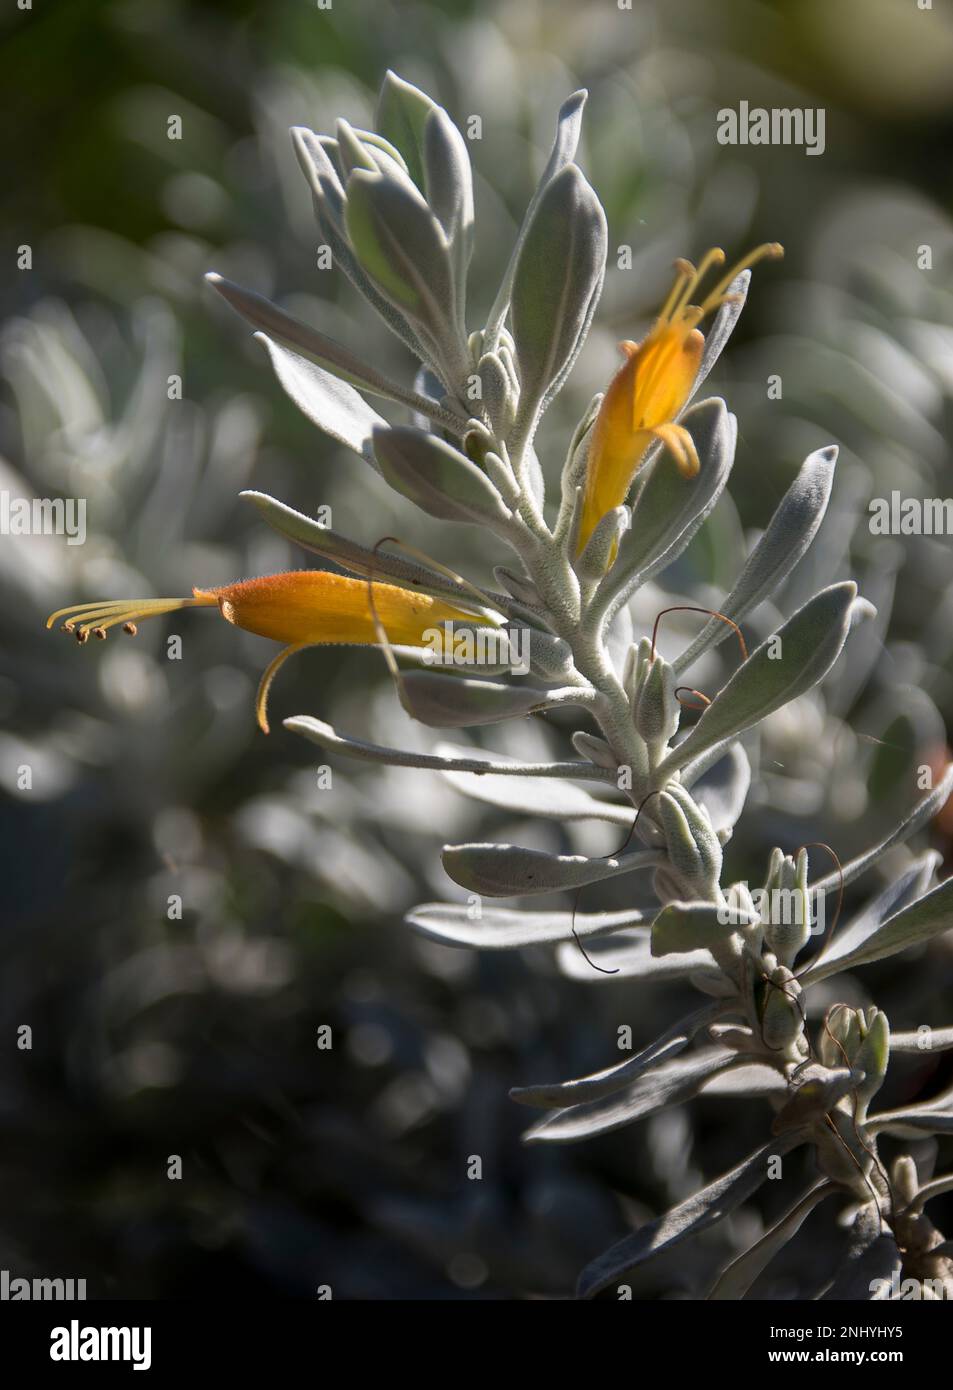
[576,243,783,554]
[47,570,483,733]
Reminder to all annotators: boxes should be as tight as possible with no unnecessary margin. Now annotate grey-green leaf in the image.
[241,490,485,606]
[373,425,511,524]
[511,1002,722,1109]
[375,70,440,191]
[801,852,939,981]
[556,933,719,983]
[802,875,953,984]
[577,1135,805,1298]
[484,89,588,347]
[675,444,838,675]
[440,762,636,825]
[206,273,464,429]
[441,842,662,897]
[652,900,756,957]
[603,399,736,616]
[285,715,616,781]
[525,1048,739,1147]
[399,671,555,727]
[656,582,859,780]
[891,1025,953,1053]
[708,1182,836,1300]
[254,333,386,464]
[345,168,454,325]
[811,763,953,895]
[510,163,607,433]
[405,902,647,949]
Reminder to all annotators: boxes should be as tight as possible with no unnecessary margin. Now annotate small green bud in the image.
[633,651,680,748]
[760,965,804,1051]
[761,847,812,964]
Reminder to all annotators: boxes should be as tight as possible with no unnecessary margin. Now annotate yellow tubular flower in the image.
[576,243,783,556]
[47,570,486,734]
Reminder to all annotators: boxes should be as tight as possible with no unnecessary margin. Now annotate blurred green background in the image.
[2,0,953,1298]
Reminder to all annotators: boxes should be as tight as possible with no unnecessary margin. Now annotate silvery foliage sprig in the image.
[210,73,953,1300]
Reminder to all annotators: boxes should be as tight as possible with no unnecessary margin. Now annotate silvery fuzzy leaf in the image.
[510,163,607,434]
[335,118,393,179]
[398,671,556,727]
[484,89,588,348]
[441,842,663,897]
[440,762,636,826]
[493,564,541,608]
[254,334,386,465]
[241,490,492,607]
[656,583,859,780]
[891,1025,953,1053]
[577,1136,805,1298]
[292,127,428,361]
[675,445,838,675]
[375,70,440,192]
[651,900,757,958]
[688,270,750,402]
[423,106,474,318]
[524,1048,740,1146]
[868,1112,953,1139]
[373,425,511,524]
[703,1065,788,1099]
[423,107,473,248]
[708,1182,836,1300]
[479,353,517,436]
[801,852,940,983]
[571,730,618,770]
[345,168,456,329]
[556,932,719,983]
[811,764,953,896]
[290,126,346,224]
[511,1001,724,1109]
[801,875,953,984]
[685,743,750,833]
[906,1173,953,1213]
[405,902,647,949]
[206,273,465,430]
[285,715,617,781]
[820,1235,902,1301]
[602,399,736,617]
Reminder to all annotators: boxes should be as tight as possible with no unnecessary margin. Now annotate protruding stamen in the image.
[657,259,697,324]
[123,622,138,636]
[697,242,783,316]
[46,594,215,641]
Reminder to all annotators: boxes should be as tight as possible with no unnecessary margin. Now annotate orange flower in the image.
[576,243,783,555]
[47,570,485,733]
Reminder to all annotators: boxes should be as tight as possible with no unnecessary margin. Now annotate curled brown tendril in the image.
[569,789,667,975]
[650,604,748,665]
